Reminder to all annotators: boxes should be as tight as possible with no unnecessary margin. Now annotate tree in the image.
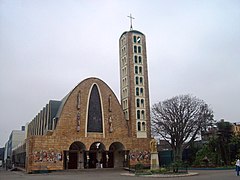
[193,135,219,166]
[230,133,240,160]
[194,120,236,166]
[151,94,214,163]
[216,120,233,165]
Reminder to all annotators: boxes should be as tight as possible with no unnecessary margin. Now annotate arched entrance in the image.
[64,141,86,169]
[87,142,106,168]
[109,142,129,168]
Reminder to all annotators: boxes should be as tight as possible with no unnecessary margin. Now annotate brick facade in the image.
[26,78,151,173]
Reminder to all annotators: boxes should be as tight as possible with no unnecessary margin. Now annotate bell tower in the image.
[119,27,151,138]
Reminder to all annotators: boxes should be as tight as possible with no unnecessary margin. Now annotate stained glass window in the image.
[87,85,103,132]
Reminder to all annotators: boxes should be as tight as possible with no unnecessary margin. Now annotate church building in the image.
[20,27,152,173]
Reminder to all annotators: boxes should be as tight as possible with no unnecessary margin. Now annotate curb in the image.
[121,172,199,178]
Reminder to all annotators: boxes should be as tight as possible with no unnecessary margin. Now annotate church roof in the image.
[54,77,121,121]
[120,30,144,39]
[55,92,71,119]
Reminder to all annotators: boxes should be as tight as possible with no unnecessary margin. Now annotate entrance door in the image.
[68,151,78,169]
[89,151,97,168]
[108,152,114,168]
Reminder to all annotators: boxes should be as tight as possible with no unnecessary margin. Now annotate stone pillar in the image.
[150,139,159,169]
[96,151,102,168]
[66,151,69,169]
[106,152,109,168]
[86,151,89,169]
[78,151,84,169]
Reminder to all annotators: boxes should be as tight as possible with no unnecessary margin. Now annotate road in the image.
[0,167,239,180]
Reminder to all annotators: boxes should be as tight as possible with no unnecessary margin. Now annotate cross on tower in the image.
[127,14,135,30]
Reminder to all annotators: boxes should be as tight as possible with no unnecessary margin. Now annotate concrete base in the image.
[150,153,159,169]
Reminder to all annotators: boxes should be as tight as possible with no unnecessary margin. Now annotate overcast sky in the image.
[0,0,240,147]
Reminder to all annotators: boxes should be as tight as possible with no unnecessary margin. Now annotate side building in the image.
[4,127,25,168]
[233,122,240,135]
[27,100,62,136]
[0,147,4,167]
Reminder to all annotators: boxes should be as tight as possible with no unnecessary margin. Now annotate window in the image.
[137,110,140,119]
[134,46,137,53]
[133,36,137,43]
[140,88,143,96]
[142,122,146,131]
[140,77,143,85]
[138,46,141,53]
[135,76,139,85]
[122,78,127,86]
[136,87,139,96]
[124,68,126,75]
[137,36,141,44]
[139,56,142,64]
[124,110,128,120]
[135,66,138,74]
[141,99,144,107]
[125,100,127,108]
[141,110,145,119]
[139,66,142,74]
[134,55,138,63]
[87,85,103,132]
[137,122,141,131]
[121,37,126,46]
[123,88,128,97]
[136,99,140,107]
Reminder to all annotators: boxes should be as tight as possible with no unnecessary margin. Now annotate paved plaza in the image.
[0,168,239,180]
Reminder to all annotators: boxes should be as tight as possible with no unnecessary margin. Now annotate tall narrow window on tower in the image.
[134,46,137,53]
[137,36,141,43]
[138,46,141,53]
[133,36,137,43]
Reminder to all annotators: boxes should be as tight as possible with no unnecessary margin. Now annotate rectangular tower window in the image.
[135,66,138,74]
[134,56,138,63]
[140,88,144,96]
[136,87,139,96]
[140,77,143,85]
[138,46,141,53]
[133,36,137,43]
[136,99,140,107]
[137,110,141,119]
[135,76,139,85]
[137,36,141,44]
[139,66,142,74]
[134,46,137,53]
[139,56,142,64]
[137,122,141,131]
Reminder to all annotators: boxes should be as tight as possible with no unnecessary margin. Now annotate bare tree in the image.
[151,94,214,162]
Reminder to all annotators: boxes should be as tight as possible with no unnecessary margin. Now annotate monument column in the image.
[150,139,159,169]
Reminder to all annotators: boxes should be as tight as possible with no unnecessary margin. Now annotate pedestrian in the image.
[236,159,240,176]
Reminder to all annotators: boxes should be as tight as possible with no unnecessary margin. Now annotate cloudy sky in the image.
[0,0,239,147]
